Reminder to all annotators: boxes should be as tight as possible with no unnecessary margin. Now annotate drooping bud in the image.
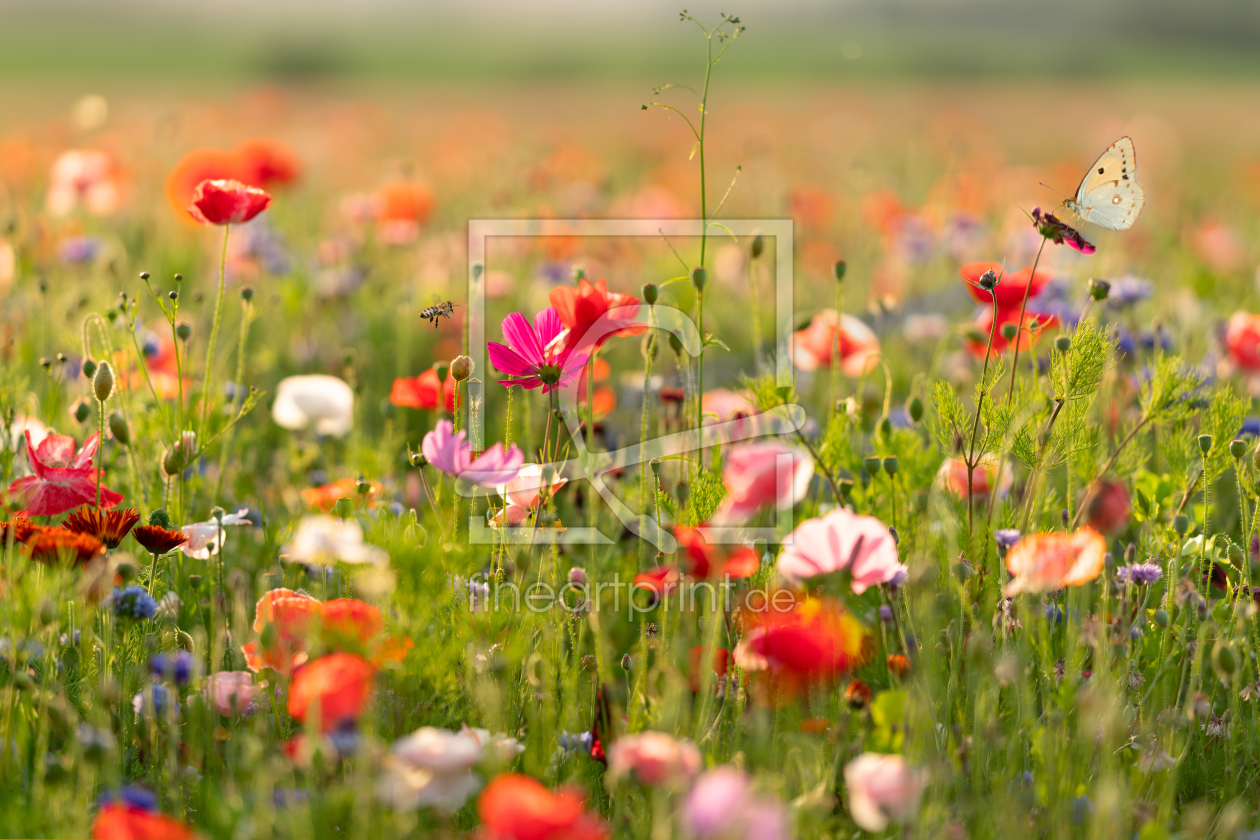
[668,333,683,355]
[92,361,115,403]
[241,287,254,302]
[450,355,474,382]
[108,411,129,445]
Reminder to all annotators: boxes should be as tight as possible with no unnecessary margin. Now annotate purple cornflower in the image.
[488,307,588,393]
[1117,561,1163,586]
[108,586,158,621]
[1032,207,1095,254]
[421,419,523,488]
[995,529,1021,551]
[98,785,158,812]
[1105,275,1153,309]
[149,650,193,685]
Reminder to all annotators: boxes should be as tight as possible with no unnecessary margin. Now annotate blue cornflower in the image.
[149,650,193,685]
[98,785,158,812]
[995,529,1022,551]
[108,586,158,621]
[1116,562,1163,586]
[132,684,178,718]
[1104,275,1153,309]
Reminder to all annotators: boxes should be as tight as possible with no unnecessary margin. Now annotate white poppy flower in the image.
[281,515,388,566]
[272,375,354,437]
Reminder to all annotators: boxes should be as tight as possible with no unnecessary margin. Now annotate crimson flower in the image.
[91,803,195,840]
[488,308,588,393]
[477,773,607,840]
[287,652,376,733]
[673,526,760,580]
[960,261,1058,356]
[187,179,272,225]
[390,367,458,412]
[734,597,868,701]
[548,277,645,353]
[7,430,122,517]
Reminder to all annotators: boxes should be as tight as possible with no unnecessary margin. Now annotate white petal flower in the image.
[281,515,388,566]
[272,375,354,437]
[180,508,252,559]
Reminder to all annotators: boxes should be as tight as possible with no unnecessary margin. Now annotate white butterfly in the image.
[1063,136,1146,231]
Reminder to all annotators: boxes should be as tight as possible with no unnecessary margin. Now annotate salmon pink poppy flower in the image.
[187,179,272,225]
[422,420,523,487]
[287,653,376,733]
[548,278,645,353]
[47,149,123,217]
[1226,312,1260,372]
[204,671,261,716]
[300,477,380,512]
[242,588,323,675]
[790,310,880,376]
[477,773,607,840]
[1004,526,1106,595]
[492,464,568,528]
[7,430,122,517]
[673,526,761,580]
[711,441,814,525]
[91,803,195,840]
[488,308,589,393]
[390,367,458,412]
[936,456,1013,500]
[606,731,702,788]
[776,508,907,594]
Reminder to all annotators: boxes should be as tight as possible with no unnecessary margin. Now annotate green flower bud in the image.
[906,395,924,424]
[92,361,114,403]
[1230,439,1247,460]
[691,267,707,292]
[241,286,254,302]
[1173,514,1190,535]
[1214,641,1237,674]
[1087,278,1111,301]
[882,456,898,476]
[82,359,98,379]
[1054,336,1071,353]
[1000,323,1018,341]
[977,270,998,291]
[750,234,764,259]
[334,498,354,519]
[1153,609,1170,628]
[73,400,92,424]
[108,411,129,445]
[833,260,847,283]
[175,323,191,342]
[642,283,658,305]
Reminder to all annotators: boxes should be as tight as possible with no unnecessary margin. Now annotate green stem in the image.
[1004,236,1048,402]
[199,224,231,453]
[214,296,252,504]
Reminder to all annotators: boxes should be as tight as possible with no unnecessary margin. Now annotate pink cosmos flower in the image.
[843,753,926,832]
[606,731,702,788]
[777,508,907,594]
[711,441,814,525]
[421,420,523,488]
[7,430,122,517]
[205,671,261,716]
[488,307,589,393]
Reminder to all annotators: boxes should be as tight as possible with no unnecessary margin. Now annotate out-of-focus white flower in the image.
[280,515,388,566]
[6,415,49,452]
[272,375,355,437]
[180,508,252,559]
[376,725,524,812]
[843,752,926,832]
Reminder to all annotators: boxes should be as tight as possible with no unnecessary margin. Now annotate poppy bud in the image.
[1000,323,1018,341]
[750,234,764,259]
[1173,514,1190,535]
[450,355,474,382]
[1230,439,1247,460]
[73,400,92,423]
[838,477,854,499]
[649,458,662,477]
[882,456,898,477]
[669,333,683,355]
[188,574,202,591]
[139,271,151,281]
[978,270,998,291]
[108,411,129,445]
[833,260,847,283]
[168,291,178,301]
[880,417,891,437]
[621,653,632,672]
[1214,641,1237,674]
[1087,278,1111,301]
[1152,609,1169,628]
[1055,336,1071,353]
[691,267,706,292]
[162,447,184,477]
[568,567,587,586]
[92,361,115,403]
[642,283,658,305]
[82,359,98,379]
[1198,434,1213,455]
[176,323,191,342]
[906,395,923,424]
[241,287,254,302]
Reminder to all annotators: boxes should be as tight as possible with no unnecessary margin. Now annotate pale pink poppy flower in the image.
[843,752,926,832]
[790,309,880,376]
[606,731,702,788]
[491,463,566,528]
[422,420,523,488]
[701,389,759,424]
[205,671,261,716]
[180,508,252,559]
[684,766,788,840]
[1003,526,1106,596]
[711,441,813,525]
[0,239,14,295]
[777,507,907,594]
[376,725,523,812]
[46,149,122,217]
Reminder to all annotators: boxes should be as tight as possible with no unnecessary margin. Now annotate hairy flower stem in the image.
[964,287,1000,564]
[199,224,231,451]
[832,279,843,412]
[1004,236,1047,402]
[214,296,252,504]
[640,308,657,568]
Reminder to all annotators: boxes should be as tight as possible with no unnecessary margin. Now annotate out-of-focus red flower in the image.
[287,653,376,733]
[961,262,1052,311]
[242,588,324,675]
[91,803,195,840]
[1082,479,1131,535]
[789,310,880,376]
[960,261,1058,356]
[131,524,189,555]
[734,597,868,702]
[1004,526,1106,596]
[167,148,241,217]
[633,566,681,598]
[887,654,910,676]
[844,678,873,709]
[376,181,434,224]
[862,190,906,235]
[390,367,458,413]
[789,184,835,230]
[686,646,737,693]
[477,773,607,840]
[320,599,384,649]
[1226,312,1260,372]
[22,526,106,565]
[578,384,617,420]
[7,430,122,517]
[187,179,272,225]
[548,278,645,353]
[233,138,301,188]
[300,477,380,512]
[967,306,1057,356]
[673,526,760,580]
[936,456,1013,501]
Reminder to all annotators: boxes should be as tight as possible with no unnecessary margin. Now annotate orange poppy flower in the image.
[24,527,106,565]
[320,599,383,648]
[548,278,645,353]
[300,477,380,512]
[477,773,607,840]
[390,367,458,413]
[233,137,301,188]
[243,588,324,675]
[1004,526,1106,596]
[674,526,760,580]
[287,653,376,732]
[167,148,241,218]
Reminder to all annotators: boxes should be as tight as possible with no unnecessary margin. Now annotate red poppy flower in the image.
[63,507,140,549]
[375,181,434,224]
[7,430,122,517]
[287,652,376,732]
[633,565,681,598]
[389,367,458,413]
[187,179,272,226]
[1082,479,1131,535]
[960,261,1058,356]
[478,773,607,840]
[887,654,911,676]
[734,597,868,702]
[686,645,739,693]
[548,278,645,353]
[674,526,760,580]
[91,803,195,840]
[320,599,384,649]
[233,138,301,188]
[167,148,241,218]
[844,678,873,709]
[131,524,190,556]
[1226,312,1260,372]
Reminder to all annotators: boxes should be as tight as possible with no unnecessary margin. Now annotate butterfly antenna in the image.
[1039,182,1070,206]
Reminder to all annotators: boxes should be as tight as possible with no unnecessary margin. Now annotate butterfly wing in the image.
[1072,137,1145,231]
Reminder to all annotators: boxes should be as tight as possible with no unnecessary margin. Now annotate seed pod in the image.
[175,323,191,341]
[108,411,130,445]
[833,260,847,283]
[882,456,898,477]
[1198,434,1213,455]
[1230,439,1247,460]
[1054,336,1071,353]
[92,361,115,403]
[1153,609,1170,628]
[862,456,882,476]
